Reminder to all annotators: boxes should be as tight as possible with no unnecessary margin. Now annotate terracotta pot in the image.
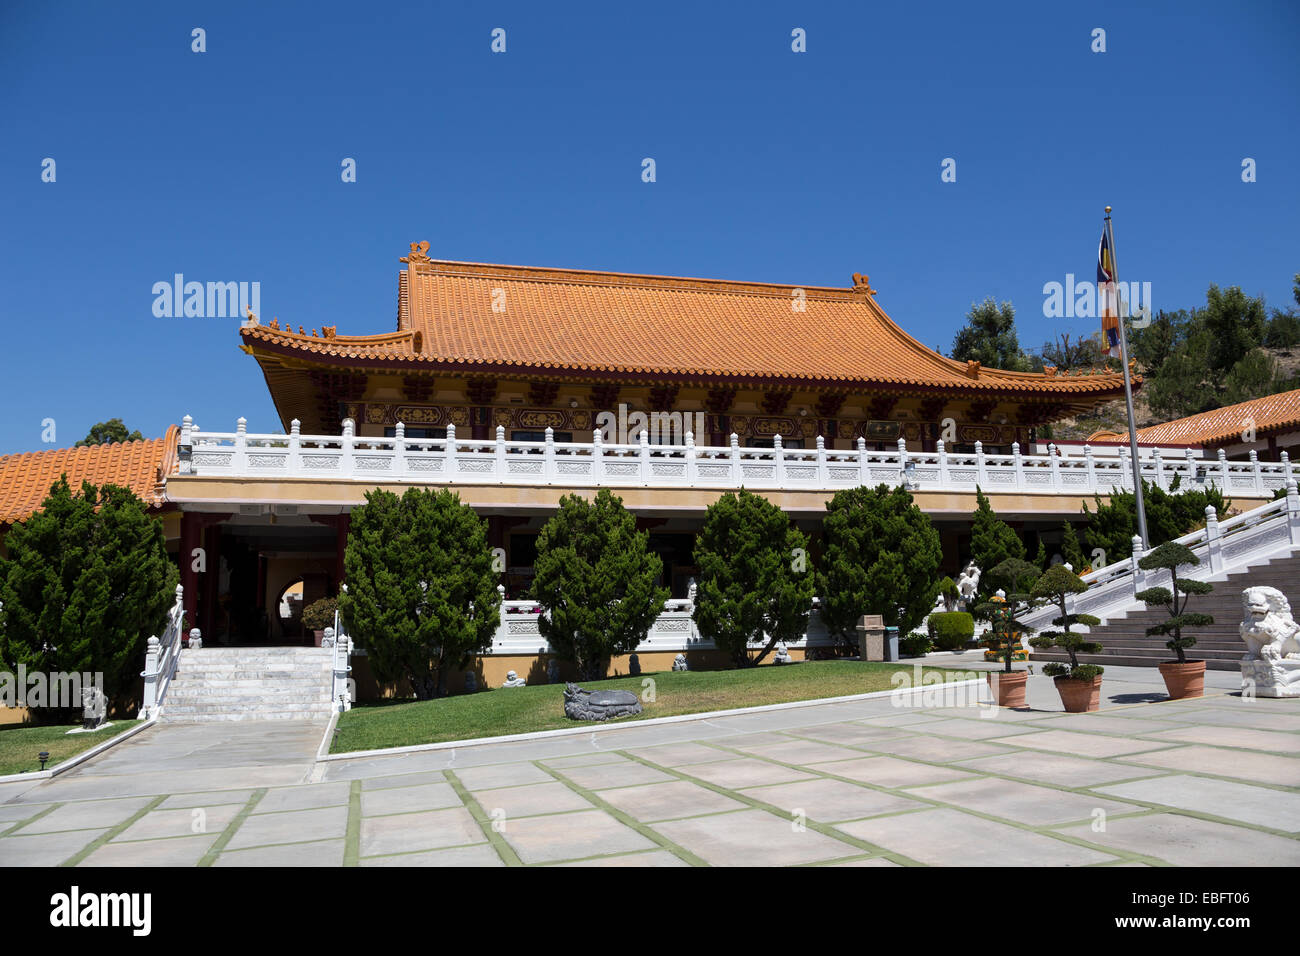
[312,629,325,647]
[1054,675,1102,713]
[987,670,1029,708]
[1158,660,1205,700]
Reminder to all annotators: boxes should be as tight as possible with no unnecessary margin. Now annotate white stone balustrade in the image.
[175,416,1298,498]
[1023,478,1300,630]
[138,584,186,720]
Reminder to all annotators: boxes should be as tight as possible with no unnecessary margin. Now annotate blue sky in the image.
[1,0,1296,454]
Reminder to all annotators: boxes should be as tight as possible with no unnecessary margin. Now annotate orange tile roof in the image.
[0,427,179,526]
[241,254,1133,398]
[1088,388,1300,448]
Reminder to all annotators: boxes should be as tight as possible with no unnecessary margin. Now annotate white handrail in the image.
[138,584,185,720]
[175,415,1298,499]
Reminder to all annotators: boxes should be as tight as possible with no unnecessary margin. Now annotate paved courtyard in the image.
[1,664,1298,866]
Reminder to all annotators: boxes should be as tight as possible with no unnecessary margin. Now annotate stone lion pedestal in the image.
[1239,586,1300,698]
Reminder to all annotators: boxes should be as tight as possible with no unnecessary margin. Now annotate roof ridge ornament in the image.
[850,273,877,296]
[402,240,432,264]
[965,360,981,379]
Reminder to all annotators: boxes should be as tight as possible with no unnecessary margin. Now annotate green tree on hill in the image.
[76,419,143,447]
[951,298,1038,372]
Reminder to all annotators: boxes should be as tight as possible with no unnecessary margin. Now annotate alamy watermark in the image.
[595,403,705,446]
[152,274,260,319]
[1042,274,1152,326]
[0,666,104,712]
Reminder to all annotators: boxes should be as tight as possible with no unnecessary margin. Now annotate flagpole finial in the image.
[1105,205,1112,214]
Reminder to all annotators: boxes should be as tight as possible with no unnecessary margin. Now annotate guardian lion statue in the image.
[1239,586,1300,698]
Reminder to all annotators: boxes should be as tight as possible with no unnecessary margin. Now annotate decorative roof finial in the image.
[850,273,877,296]
[243,304,258,327]
[401,240,432,264]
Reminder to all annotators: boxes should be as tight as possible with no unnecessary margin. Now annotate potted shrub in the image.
[1028,565,1105,712]
[302,597,338,647]
[976,558,1039,708]
[1136,541,1213,700]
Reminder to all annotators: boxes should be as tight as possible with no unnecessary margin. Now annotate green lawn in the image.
[0,721,136,776]
[331,660,972,754]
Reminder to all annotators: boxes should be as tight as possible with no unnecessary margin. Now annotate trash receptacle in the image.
[883,626,899,662]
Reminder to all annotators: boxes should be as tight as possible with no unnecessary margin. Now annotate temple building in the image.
[8,245,1295,693]
[1090,387,1300,460]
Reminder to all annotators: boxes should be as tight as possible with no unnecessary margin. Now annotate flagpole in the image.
[1105,205,1150,551]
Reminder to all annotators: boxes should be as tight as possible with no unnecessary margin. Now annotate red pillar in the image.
[180,512,200,631]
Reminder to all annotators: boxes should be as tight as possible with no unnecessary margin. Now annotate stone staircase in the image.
[161,646,335,721]
[1030,551,1300,672]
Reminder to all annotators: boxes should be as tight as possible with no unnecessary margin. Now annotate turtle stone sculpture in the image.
[563,683,642,721]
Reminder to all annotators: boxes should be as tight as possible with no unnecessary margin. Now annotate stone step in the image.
[160,645,336,722]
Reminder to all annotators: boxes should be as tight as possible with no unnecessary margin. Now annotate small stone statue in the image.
[773,642,793,665]
[187,628,202,649]
[502,670,527,688]
[322,626,336,648]
[1239,586,1300,698]
[81,685,108,730]
[563,683,642,721]
[546,659,561,684]
[672,653,689,672]
[464,672,478,693]
[629,654,641,676]
[956,561,981,606]
[687,577,698,605]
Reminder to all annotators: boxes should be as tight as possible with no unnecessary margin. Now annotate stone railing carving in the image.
[175,416,1297,498]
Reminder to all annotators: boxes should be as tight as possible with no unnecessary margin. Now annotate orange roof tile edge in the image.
[0,426,179,527]
[1088,387,1300,447]
[244,256,1135,396]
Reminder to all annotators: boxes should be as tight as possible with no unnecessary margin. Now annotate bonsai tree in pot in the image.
[1136,541,1213,700]
[976,558,1040,708]
[1028,565,1105,712]
[302,597,339,647]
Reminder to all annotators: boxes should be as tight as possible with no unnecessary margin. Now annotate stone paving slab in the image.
[1,672,1297,867]
[1115,745,1300,788]
[837,807,1120,866]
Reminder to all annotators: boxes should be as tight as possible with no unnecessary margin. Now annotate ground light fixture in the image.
[38,751,49,771]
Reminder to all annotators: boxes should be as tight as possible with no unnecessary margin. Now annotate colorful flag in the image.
[1098,227,1121,357]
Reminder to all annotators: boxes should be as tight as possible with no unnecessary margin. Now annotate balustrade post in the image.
[1049,443,1062,489]
[1182,448,1196,488]
[1204,505,1224,573]
[140,636,160,718]
[896,437,908,489]
[339,418,356,478]
[1129,534,1146,598]
[857,436,868,485]
[1218,448,1229,491]
[1281,450,1293,490]
[686,431,698,485]
[1118,445,1131,492]
[730,433,742,485]
[391,421,405,477]
[495,425,506,477]
[815,434,827,485]
[545,426,558,484]
[975,440,987,486]
[443,422,456,482]
[287,418,302,473]
[1286,478,1300,546]
[496,584,508,647]
[1012,441,1025,488]
[179,414,194,474]
[936,439,949,487]
[1250,449,1263,494]
[233,417,248,472]
[1153,448,1165,491]
[1084,443,1096,491]
[774,434,786,486]
[591,428,604,482]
